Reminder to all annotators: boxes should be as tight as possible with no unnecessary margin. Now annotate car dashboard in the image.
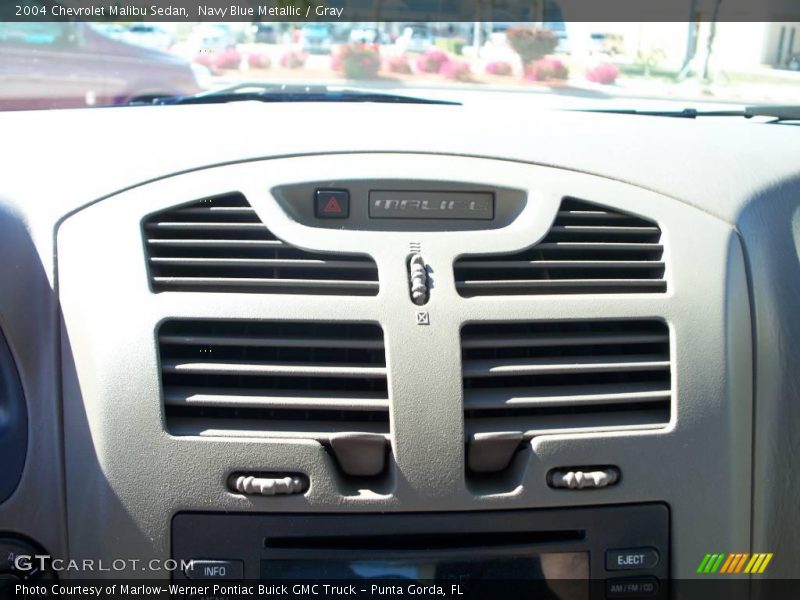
[0,102,799,589]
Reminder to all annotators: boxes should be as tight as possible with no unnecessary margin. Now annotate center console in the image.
[172,504,668,598]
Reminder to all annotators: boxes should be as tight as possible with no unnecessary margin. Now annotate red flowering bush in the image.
[415,48,449,73]
[440,60,472,82]
[586,63,619,85]
[194,51,214,67]
[330,51,343,71]
[247,53,271,69]
[385,55,412,74]
[333,44,381,79]
[485,61,513,76]
[217,49,242,70]
[279,50,307,69]
[486,60,513,77]
[525,57,568,81]
[209,48,242,70]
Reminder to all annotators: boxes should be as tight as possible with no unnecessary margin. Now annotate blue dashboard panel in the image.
[0,325,26,504]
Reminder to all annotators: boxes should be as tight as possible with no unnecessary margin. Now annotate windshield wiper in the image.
[134,83,460,106]
[571,105,800,122]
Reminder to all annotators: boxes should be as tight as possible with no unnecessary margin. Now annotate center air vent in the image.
[159,320,388,438]
[454,198,666,296]
[461,320,671,443]
[144,194,378,295]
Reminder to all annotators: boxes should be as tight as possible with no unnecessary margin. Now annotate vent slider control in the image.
[229,473,309,496]
[548,467,620,489]
[409,253,429,305]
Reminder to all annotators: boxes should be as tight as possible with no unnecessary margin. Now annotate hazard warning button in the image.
[315,189,349,219]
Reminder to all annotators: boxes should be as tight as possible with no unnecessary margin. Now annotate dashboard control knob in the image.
[548,467,620,490]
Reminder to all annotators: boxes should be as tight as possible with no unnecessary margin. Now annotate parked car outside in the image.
[301,23,333,54]
[349,27,386,45]
[188,24,238,51]
[395,26,434,53]
[251,24,278,44]
[119,24,173,52]
[0,22,201,110]
[542,21,569,53]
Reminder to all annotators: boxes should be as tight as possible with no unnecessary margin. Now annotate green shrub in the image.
[506,27,558,67]
[336,44,381,80]
[635,48,667,77]
[434,37,466,56]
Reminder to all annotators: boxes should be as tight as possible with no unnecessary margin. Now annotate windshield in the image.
[1,19,799,110]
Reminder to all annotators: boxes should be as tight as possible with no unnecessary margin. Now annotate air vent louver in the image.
[144,194,379,295]
[462,320,671,438]
[454,198,666,296]
[159,320,389,437]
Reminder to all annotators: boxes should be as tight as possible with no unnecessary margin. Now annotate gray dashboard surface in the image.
[0,103,797,225]
[0,102,798,577]
[56,153,751,580]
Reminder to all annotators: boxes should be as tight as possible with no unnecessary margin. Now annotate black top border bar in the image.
[3,0,800,23]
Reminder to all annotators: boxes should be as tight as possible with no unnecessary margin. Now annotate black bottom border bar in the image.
[6,579,800,600]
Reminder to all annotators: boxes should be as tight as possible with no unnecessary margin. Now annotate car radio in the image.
[172,504,668,599]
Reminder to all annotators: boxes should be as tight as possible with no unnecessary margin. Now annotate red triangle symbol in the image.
[323,196,342,213]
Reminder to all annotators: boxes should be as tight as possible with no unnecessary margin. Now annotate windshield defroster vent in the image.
[159,320,389,439]
[454,198,666,296]
[144,194,379,295]
[461,319,671,471]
